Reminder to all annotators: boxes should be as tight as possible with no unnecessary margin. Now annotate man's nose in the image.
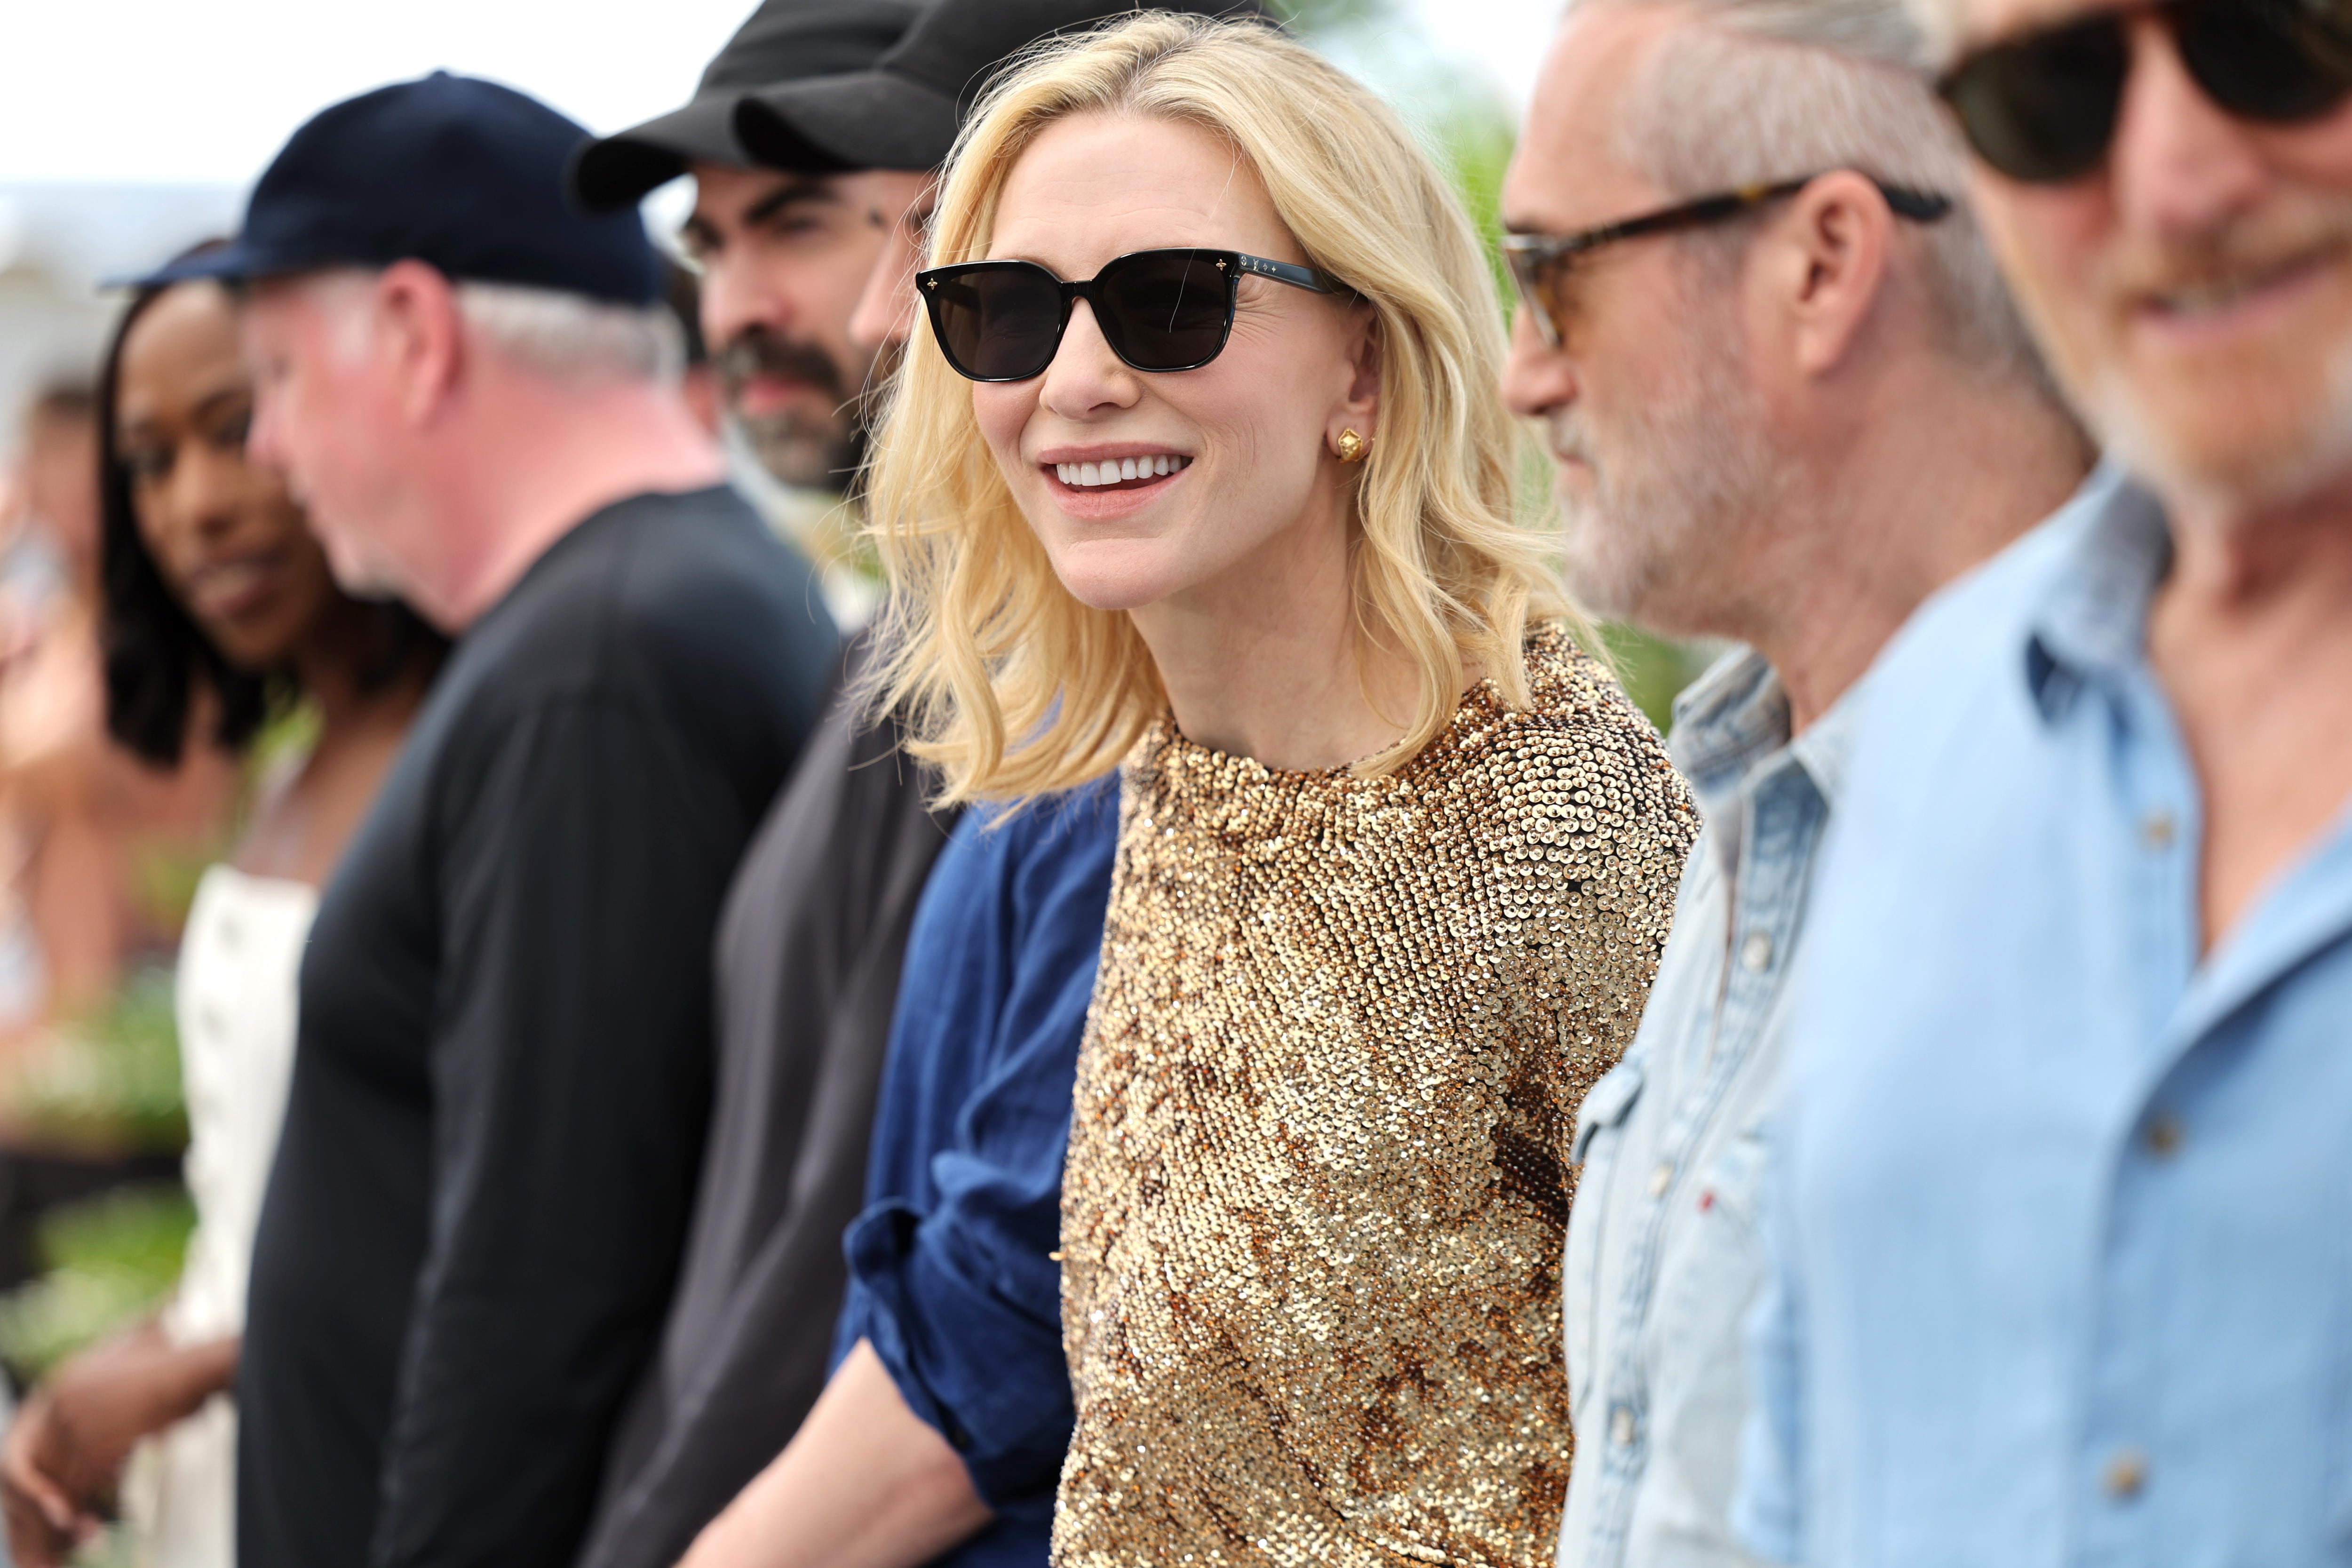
[850,225,922,354]
[2108,18,2274,243]
[699,252,786,356]
[246,389,290,473]
[1501,305,1579,422]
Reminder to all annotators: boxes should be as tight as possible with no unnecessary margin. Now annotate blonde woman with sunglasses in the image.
[869,16,1696,1567]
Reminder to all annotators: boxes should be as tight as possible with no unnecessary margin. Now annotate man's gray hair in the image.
[298,269,683,385]
[453,281,683,384]
[1586,0,2044,389]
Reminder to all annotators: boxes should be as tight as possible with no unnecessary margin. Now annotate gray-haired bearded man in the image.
[1497,0,2092,1562]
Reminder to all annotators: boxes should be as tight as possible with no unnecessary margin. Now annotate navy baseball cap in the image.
[135,72,660,308]
[569,0,920,211]
[732,0,1273,175]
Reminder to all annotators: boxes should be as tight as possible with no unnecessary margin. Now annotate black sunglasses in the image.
[1938,0,2352,184]
[1503,175,1955,349]
[916,247,1340,382]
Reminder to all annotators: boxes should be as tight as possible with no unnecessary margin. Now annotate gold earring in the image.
[1335,428,1368,463]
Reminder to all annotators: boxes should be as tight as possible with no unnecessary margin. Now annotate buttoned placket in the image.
[2074,665,2203,1567]
[1585,752,1829,1560]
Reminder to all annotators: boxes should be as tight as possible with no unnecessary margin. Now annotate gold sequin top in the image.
[1054,624,1697,1568]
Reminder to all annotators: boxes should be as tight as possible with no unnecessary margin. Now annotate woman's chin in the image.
[1049,556,1182,616]
[1027,528,1184,613]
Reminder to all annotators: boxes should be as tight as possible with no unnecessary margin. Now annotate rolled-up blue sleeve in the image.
[833,783,1117,1509]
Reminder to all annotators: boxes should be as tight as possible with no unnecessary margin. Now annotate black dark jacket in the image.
[572,635,957,1568]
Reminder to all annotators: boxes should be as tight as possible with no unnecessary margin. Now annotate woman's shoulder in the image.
[1445,621,1677,767]
[1416,620,1698,853]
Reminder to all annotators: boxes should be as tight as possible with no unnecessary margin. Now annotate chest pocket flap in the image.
[1572,1057,1645,1166]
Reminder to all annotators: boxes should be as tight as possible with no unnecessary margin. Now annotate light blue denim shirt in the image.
[1559,648,1852,1568]
[1736,467,2352,1568]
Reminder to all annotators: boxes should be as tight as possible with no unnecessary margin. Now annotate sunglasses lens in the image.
[1943,19,2129,183]
[2180,0,2352,121]
[1096,252,1235,371]
[928,266,1065,381]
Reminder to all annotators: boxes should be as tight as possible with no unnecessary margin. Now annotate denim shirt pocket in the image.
[1565,1057,1646,1424]
[1693,1124,1772,1230]
[1655,1124,1774,1363]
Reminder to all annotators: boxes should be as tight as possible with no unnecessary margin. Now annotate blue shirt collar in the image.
[1668,647,1858,860]
[2023,466,2174,719]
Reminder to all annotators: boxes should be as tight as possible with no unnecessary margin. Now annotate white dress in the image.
[121,865,315,1568]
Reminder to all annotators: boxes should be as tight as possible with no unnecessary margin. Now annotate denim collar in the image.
[1669,646,1857,870]
[2024,466,2174,722]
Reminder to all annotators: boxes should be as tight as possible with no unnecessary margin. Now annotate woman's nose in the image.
[167,439,247,540]
[1039,298,1140,417]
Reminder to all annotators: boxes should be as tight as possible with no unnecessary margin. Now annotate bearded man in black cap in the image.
[572,0,927,621]
[194,72,838,1568]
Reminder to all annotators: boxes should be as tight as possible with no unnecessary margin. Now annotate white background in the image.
[0,0,1564,187]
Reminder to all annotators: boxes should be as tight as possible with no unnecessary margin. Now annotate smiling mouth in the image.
[1053,455,1192,490]
[187,553,286,617]
[2140,241,2344,322]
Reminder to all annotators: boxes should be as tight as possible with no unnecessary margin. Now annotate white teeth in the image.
[1054,455,1191,486]
[2166,279,2255,315]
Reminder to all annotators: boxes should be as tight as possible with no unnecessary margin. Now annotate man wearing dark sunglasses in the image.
[1496,1,2093,1567]
[1733,0,2352,1558]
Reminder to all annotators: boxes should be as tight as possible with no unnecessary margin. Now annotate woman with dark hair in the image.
[0,256,443,1568]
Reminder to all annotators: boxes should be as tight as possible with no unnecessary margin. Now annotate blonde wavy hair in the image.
[867,11,1571,804]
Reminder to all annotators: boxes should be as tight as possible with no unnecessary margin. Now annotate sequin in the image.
[1054,624,1697,1567]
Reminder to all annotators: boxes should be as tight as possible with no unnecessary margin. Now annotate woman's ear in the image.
[1331,302,1382,449]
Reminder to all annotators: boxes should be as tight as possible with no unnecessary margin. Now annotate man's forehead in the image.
[241,275,329,328]
[1502,2,1677,231]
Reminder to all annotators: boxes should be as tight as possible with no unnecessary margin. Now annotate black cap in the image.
[569,0,921,210]
[134,72,660,308]
[733,0,1272,175]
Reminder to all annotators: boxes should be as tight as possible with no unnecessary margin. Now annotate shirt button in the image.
[1740,931,1774,973]
[1610,1404,1639,1448]
[2141,811,2177,850]
[2103,1447,2148,1499]
[2145,1114,2184,1158]
[1647,1162,1673,1197]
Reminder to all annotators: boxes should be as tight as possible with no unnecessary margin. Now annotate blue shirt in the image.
[1561,650,1852,1568]
[833,777,1120,1568]
[1736,469,2352,1568]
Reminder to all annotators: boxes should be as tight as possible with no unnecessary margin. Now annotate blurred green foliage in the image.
[0,1184,194,1380]
[0,965,196,1385]
[8,969,189,1155]
[1267,0,1396,32]
[1607,625,1714,735]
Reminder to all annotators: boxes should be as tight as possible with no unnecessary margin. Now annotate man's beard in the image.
[1549,323,1777,631]
[2033,199,2352,519]
[716,327,875,490]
